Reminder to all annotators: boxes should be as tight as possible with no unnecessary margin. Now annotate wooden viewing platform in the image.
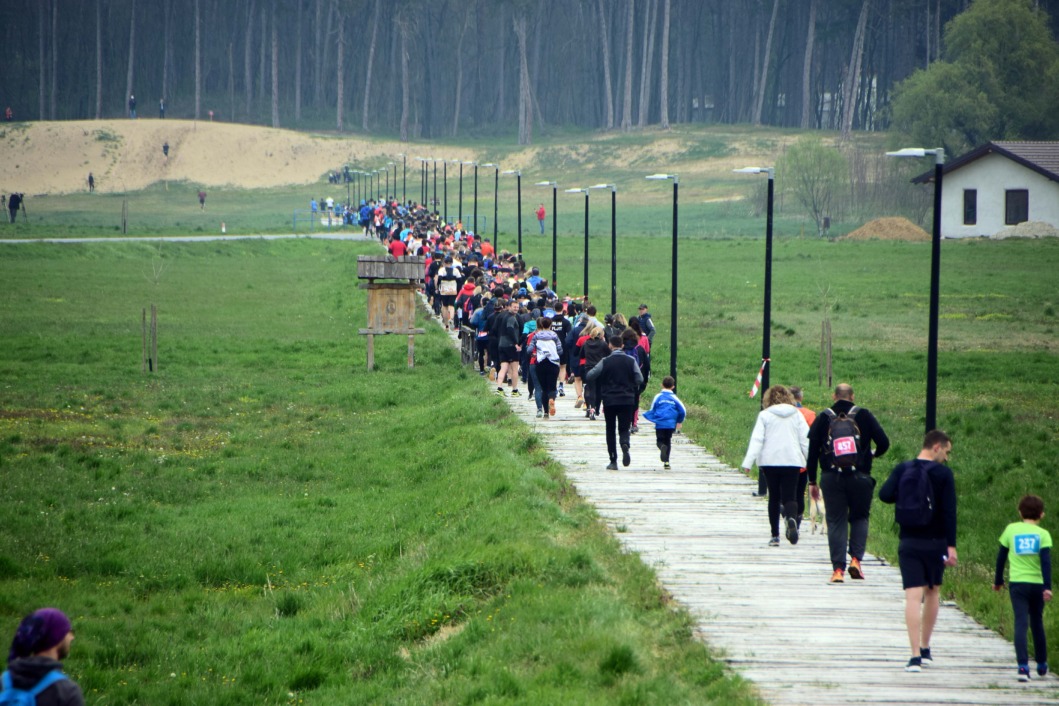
[437,322,1059,705]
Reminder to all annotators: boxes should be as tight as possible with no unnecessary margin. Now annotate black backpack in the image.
[824,406,861,470]
[894,460,936,527]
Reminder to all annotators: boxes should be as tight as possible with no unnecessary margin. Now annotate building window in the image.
[1005,189,1029,225]
[963,189,977,225]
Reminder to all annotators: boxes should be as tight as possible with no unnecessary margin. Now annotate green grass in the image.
[0,239,758,705]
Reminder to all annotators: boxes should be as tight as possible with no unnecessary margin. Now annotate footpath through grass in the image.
[0,239,757,705]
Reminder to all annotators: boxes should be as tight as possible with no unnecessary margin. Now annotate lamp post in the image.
[374,170,381,201]
[383,166,390,203]
[483,163,500,250]
[443,159,448,223]
[590,184,617,314]
[503,170,523,253]
[345,166,351,204]
[416,157,427,206]
[646,173,679,390]
[456,160,465,224]
[397,153,406,203]
[566,188,590,300]
[535,181,558,290]
[734,166,775,404]
[389,161,396,201]
[472,162,479,233]
[432,158,438,215]
[887,147,946,433]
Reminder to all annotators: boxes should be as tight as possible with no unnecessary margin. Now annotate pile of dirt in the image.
[992,221,1059,239]
[842,217,930,241]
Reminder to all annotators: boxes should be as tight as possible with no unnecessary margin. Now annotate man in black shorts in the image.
[495,299,522,397]
[879,430,958,672]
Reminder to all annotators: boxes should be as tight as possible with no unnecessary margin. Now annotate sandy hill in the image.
[0,120,417,196]
[0,119,810,198]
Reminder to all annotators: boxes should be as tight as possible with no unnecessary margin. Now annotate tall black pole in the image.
[432,161,437,214]
[761,172,774,405]
[610,188,617,315]
[458,164,464,224]
[384,169,389,202]
[493,167,499,250]
[376,172,381,202]
[392,163,397,199]
[583,191,589,300]
[670,179,679,389]
[926,153,944,433]
[402,156,406,203]
[421,163,426,205]
[443,161,448,222]
[516,174,523,254]
[551,185,558,291]
[473,165,479,234]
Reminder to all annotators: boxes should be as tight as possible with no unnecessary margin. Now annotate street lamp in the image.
[535,180,558,290]
[416,157,428,206]
[442,159,448,223]
[734,166,775,405]
[396,153,406,203]
[383,166,390,203]
[887,146,946,432]
[374,170,381,201]
[590,184,617,314]
[432,158,438,215]
[646,173,679,390]
[455,160,465,225]
[388,162,395,201]
[566,188,590,300]
[503,170,523,253]
[484,164,500,250]
[471,162,479,233]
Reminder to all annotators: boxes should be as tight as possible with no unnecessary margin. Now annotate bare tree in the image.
[50,0,58,119]
[752,0,780,126]
[361,0,381,131]
[514,13,533,145]
[636,0,657,128]
[195,0,201,119]
[841,0,870,137]
[271,0,279,127]
[620,0,634,131]
[597,0,614,129]
[294,0,303,123]
[399,14,411,141]
[244,0,255,117]
[123,0,137,119]
[659,0,671,129]
[95,0,103,119]
[313,0,324,108]
[452,9,471,137]
[39,2,46,119]
[800,0,817,128]
[336,7,345,131]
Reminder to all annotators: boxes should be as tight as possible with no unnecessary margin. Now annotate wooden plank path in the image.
[439,328,1059,704]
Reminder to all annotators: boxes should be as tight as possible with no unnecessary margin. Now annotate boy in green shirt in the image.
[993,494,1053,681]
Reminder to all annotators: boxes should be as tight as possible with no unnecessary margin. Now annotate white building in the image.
[912,141,1059,238]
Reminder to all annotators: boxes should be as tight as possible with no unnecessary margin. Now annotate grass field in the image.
[0,239,760,705]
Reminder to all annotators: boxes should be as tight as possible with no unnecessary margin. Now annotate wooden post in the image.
[408,335,414,368]
[142,307,147,373]
[151,304,158,373]
[366,333,375,370]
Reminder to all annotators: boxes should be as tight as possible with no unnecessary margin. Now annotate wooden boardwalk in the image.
[443,329,1059,704]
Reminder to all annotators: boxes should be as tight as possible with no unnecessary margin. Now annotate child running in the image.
[993,494,1052,681]
[642,376,686,469]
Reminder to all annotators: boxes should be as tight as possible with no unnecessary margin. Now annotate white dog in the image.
[807,487,827,535]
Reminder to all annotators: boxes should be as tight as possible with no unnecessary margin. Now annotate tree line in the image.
[1,0,1057,145]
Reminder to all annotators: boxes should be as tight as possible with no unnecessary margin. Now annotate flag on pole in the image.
[748,358,769,398]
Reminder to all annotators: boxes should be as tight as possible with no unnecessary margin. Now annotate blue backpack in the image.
[1,669,67,705]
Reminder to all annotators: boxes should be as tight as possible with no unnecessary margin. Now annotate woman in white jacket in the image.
[742,385,810,546]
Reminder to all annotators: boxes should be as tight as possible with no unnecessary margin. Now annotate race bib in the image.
[1014,534,1041,556]
[833,436,857,456]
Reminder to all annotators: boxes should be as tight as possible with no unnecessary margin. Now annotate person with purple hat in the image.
[2,607,83,704]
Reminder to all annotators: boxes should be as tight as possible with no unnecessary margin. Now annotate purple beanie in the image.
[8,608,71,663]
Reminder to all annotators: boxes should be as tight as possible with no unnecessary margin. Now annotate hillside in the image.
[0,119,809,198]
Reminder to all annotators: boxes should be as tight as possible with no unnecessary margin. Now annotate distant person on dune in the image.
[129,95,137,119]
[87,173,94,192]
[198,190,207,210]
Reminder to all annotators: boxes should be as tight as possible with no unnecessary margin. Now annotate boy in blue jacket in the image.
[642,376,686,469]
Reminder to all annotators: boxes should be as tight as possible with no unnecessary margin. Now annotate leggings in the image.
[1010,583,1048,666]
[536,360,560,405]
[761,466,801,538]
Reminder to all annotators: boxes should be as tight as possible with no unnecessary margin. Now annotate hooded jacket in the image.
[4,656,85,705]
[741,403,811,469]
